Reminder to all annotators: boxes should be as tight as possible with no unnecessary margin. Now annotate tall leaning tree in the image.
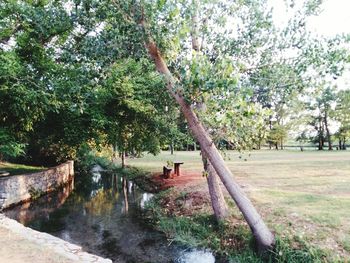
[97,0,345,251]
[112,0,348,250]
[107,0,277,250]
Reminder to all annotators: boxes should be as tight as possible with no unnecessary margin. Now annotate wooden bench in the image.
[163,166,172,179]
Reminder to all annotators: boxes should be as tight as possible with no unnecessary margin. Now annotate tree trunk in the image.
[144,39,275,251]
[318,136,323,150]
[112,144,118,162]
[321,121,325,149]
[318,119,323,150]
[121,151,126,168]
[324,111,332,150]
[269,117,272,150]
[202,150,229,221]
[170,142,174,155]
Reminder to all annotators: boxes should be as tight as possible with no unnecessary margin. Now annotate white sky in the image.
[268,0,349,134]
[306,0,350,36]
[269,0,350,37]
[269,0,350,89]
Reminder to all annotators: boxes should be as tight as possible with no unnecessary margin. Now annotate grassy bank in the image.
[0,162,45,176]
[143,187,330,262]
[109,166,328,261]
[125,150,350,262]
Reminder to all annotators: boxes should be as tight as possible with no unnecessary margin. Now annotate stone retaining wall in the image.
[0,214,112,262]
[0,161,74,210]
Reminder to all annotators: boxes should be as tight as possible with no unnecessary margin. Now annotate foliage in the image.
[144,188,329,262]
[1,0,349,165]
[333,89,350,148]
[267,125,288,149]
[0,0,187,165]
[0,0,74,164]
[75,143,113,173]
[302,86,337,150]
[0,128,25,160]
[99,58,168,156]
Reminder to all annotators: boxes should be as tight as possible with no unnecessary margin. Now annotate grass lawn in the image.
[128,150,350,259]
[0,162,45,176]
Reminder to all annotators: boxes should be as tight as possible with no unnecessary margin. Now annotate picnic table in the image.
[173,161,184,176]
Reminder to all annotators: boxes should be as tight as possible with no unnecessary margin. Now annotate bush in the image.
[0,128,25,161]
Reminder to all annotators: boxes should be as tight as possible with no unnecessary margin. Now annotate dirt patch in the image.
[157,190,211,217]
[150,171,206,190]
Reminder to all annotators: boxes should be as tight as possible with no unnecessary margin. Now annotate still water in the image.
[5,168,215,263]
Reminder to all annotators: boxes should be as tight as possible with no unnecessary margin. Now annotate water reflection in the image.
[5,179,74,225]
[122,177,128,214]
[177,249,216,263]
[140,193,154,209]
[5,168,216,263]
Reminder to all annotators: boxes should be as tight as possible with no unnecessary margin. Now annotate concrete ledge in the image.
[0,161,74,210]
[0,214,112,262]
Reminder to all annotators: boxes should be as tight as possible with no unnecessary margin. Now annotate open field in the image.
[0,162,45,176]
[128,150,350,259]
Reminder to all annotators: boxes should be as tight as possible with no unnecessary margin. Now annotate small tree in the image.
[334,90,350,150]
[267,125,288,150]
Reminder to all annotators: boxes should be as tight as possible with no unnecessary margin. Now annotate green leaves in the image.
[0,51,22,77]
[98,58,170,156]
[176,53,239,104]
[0,0,349,163]
[0,128,26,160]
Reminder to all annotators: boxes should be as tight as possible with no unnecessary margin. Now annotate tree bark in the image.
[280,139,283,150]
[170,142,174,155]
[144,39,275,251]
[121,151,126,168]
[112,144,118,162]
[202,150,229,221]
[324,111,332,150]
[318,136,323,150]
[318,118,324,150]
[190,0,201,52]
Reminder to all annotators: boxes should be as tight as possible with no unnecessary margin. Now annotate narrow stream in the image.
[5,168,216,263]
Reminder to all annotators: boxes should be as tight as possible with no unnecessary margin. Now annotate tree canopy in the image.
[0,0,349,160]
